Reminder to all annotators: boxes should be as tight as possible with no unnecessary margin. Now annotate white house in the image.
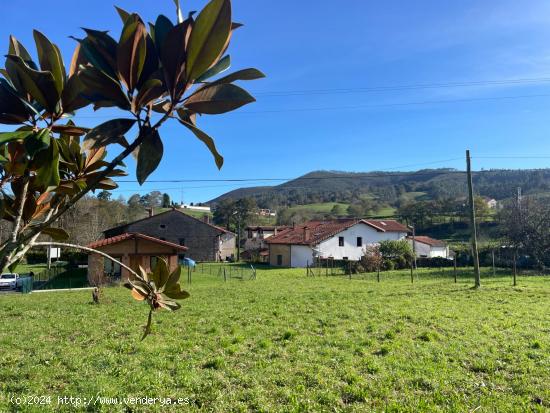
[408,236,449,259]
[482,197,498,209]
[267,219,409,267]
[180,204,211,212]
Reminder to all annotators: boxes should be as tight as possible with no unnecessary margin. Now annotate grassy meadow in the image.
[0,266,549,412]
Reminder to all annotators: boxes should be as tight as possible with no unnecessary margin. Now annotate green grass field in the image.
[1,266,549,412]
[287,202,350,214]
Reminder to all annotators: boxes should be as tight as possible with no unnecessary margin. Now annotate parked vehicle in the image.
[0,273,31,291]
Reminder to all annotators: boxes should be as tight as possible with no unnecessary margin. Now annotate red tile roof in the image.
[409,235,447,247]
[363,219,410,233]
[266,219,409,246]
[245,225,289,231]
[88,233,188,251]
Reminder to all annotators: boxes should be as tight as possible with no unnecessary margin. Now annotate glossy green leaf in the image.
[136,128,163,185]
[203,68,265,88]
[185,83,255,114]
[195,54,230,83]
[178,119,223,169]
[136,33,160,89]
[68,43,84,77]
[153,15,174,56]
[160,21,190,97]
[8,36,37,69]
[82,29,118,76]
[5,55,60,114]
[157,295,181,311]
[51,124,90,136]
[70,36,116,79]
[186,0,232,81]
[131,279,153,296]
[162,265,181,291]
[152,257,170,288]
[24,129,51,157]
[0,130,33,145]
[0,79,32,123]
[94,178,118,190]
[117,15,148,91]
[78,66,130,110]
[33,30,66,94]
[61,73,90,113]
[83,118,136,151]
[176,108,196,125]
[41,227,69,241]
[115,6,131,23]
[34,139,60,190]
[135,78,164,109]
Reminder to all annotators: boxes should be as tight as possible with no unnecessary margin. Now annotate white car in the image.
[0,273,24,291]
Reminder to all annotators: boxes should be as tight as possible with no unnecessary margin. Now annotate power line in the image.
[239,93,550,114]
[71,92,550,120]
[254,77,550,97]
[114,170,466,184]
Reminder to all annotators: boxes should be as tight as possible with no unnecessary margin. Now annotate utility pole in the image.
[466,150,481,288]
[410,224,417,269]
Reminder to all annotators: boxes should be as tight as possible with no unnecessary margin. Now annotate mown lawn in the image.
[0,266,549,412]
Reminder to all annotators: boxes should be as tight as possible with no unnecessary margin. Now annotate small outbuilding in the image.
[87,233,188,284]
[408,236,449,259]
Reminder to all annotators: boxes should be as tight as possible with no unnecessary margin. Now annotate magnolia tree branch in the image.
[17,109,173,247]
[10,177,29,243]
[33,241,142,280]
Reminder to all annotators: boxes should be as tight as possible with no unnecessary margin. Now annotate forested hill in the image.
[208,169,550,208]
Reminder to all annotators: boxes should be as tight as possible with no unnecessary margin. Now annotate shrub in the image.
[382,259,395,271]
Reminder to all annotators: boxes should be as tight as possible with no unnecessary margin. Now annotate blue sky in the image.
[3,0,550,203]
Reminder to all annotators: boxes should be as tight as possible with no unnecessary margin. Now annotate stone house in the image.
[103,208,236,262]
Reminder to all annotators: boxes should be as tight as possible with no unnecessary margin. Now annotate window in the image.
[356,237,362,247]
[277,255,283,266]
[338,236,344,247]
[150,256,158,269]
[104,257,121,278]
[179,238,186,246]
[159,224,166,229]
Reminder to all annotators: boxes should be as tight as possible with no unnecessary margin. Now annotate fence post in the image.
[513,250,517,286]
[410,261,414,284]
[223,267,227,282]
[348,261,351,280]
[453,259,457,283]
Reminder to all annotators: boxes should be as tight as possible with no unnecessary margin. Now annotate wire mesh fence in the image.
[188,262,257,283]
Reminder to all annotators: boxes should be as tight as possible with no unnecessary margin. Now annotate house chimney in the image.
[148,207,154,217]
[303,226,310,242]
